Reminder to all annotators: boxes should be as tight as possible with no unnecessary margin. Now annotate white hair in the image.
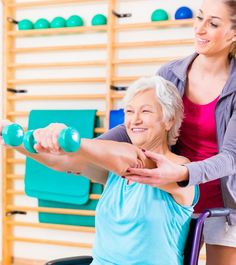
[123,76,183,146]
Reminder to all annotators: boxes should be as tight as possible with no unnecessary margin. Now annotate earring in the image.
[232,37,236,42]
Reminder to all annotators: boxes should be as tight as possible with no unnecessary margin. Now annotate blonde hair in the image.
[123,76,183,146]
[224,0,236,57]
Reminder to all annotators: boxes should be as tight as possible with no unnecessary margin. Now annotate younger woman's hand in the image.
[125,150,189,186]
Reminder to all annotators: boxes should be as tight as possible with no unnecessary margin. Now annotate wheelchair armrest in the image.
[45,255,93,265]
[206,207,231,218]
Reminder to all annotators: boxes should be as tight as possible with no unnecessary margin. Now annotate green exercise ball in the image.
[66,15,84,27]
[50,16,66,28]
[151,9,169,21]
[91,14,107,26]
[18,19,33,30]
[34,18,50,29]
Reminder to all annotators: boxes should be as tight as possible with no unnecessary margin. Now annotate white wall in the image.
[0,0,201,263]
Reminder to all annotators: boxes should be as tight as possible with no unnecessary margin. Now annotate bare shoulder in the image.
[176,155,190,165]
[168,152,190,165]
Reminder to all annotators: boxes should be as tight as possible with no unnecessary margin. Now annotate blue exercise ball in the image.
[175,6,193,20]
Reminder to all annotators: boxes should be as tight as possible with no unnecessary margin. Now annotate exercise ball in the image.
[91,14,107,26]
[34,18,50,29]
[66,15,84,27]
[50,16,66,28]
[175,6,193,20]
[18,19,33,30]
[151,9,169,21]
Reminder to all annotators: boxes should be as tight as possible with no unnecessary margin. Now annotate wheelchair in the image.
[45,208,230,265]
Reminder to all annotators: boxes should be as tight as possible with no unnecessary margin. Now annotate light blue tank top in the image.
[91,172,199,265]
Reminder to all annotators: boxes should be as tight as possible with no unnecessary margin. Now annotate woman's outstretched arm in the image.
[1,121,147,184]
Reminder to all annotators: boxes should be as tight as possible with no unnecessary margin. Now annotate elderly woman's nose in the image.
[132,112,142,123]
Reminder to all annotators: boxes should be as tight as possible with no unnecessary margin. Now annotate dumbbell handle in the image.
[23,127,81,154]
[1,123,24,147]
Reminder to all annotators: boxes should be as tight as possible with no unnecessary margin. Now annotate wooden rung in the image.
[7,158,25,164]
[112,57,180,65]
[6,205,96,216]
[6,176,101,186]
[8,57,183,69]
[8,0,101,8]
[7,94,106,101]
[112,76,138,82]
[11,126,104,133]
[7,236,92,248]
[114,19,194,31]
[10,39,193,54]
[8,77,106,85]
[96,111,105,117]
[11,44,107,54]
[111,92,125,99]
[6,220,95,233]
[6,190,101,200]
[7,190,24,195]
[6,121,105,134]
[7,111,28,117]
[94,127,106,134]
[7,174,24,180]
[115,39,194,48]
[89,194,101,200]
[7,110,105,117]
[8,25,108,37]
[8,60,106,69]
[6,175,101,183]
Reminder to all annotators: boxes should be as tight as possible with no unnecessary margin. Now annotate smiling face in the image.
[124,89,171,150]
[194,0,236,56]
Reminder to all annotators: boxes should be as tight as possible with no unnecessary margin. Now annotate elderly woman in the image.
[0,76,198,265]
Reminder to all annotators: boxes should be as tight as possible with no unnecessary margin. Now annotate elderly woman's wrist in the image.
[177,165,189,187]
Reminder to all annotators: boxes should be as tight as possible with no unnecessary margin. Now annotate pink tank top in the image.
[175,95,223,213]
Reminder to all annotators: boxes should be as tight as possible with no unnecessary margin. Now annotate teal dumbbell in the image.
[1,124,24,146]
[23,127,81,154]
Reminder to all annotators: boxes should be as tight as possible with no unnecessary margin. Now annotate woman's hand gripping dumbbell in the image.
[24,123,81,154]
[0,121,81,154]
